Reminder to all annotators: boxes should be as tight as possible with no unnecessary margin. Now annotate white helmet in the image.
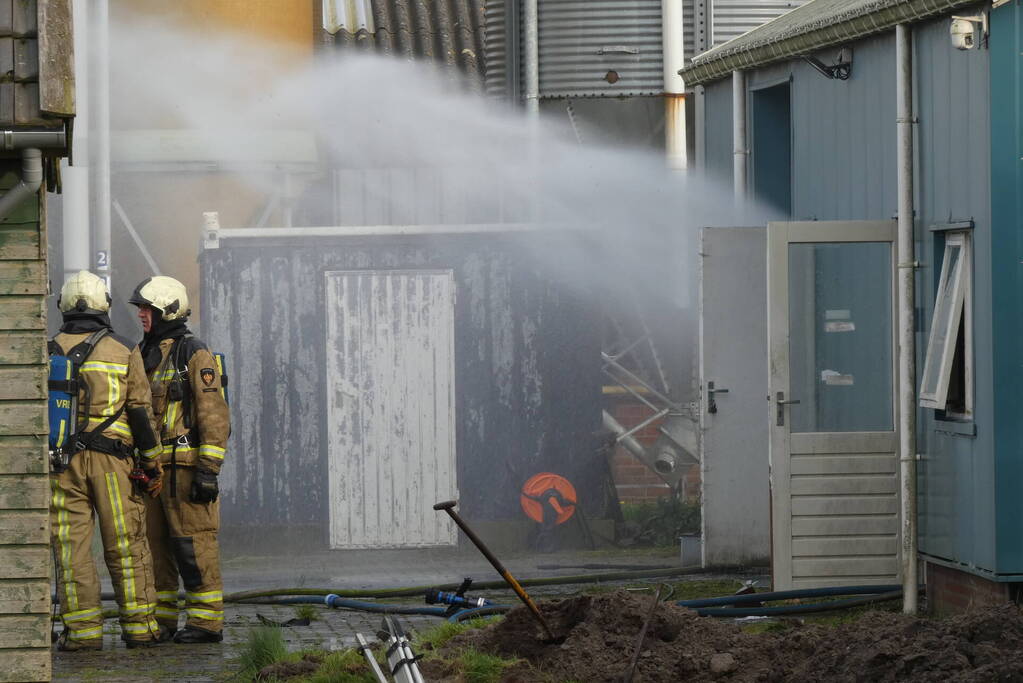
[128,276,190,321]
[58,270,111,314]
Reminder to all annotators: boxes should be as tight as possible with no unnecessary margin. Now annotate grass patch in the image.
[459,647,518,683]
[415,616,503,652]
[580,578,743,601]
[304,648,380,683]
[237,626,288,680]
[231,615,513,682]
[293,604,320,622]
[804,600,901,627]
[669,579,745,601]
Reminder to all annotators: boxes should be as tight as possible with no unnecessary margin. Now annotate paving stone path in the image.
[52,547,764,681]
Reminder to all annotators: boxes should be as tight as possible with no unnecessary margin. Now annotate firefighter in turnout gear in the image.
[131,276,230,644]
[49,271,163,650]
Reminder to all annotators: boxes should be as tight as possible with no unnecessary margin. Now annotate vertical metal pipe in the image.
[0,148,42,220]
[63,0,91,282]
[282,173,294,228]
[662,0,687,170]
[523,0,539,117]
[732,70,747,204]
[92,0,111,281]
[896,23,918,615]
[62,166,91,279]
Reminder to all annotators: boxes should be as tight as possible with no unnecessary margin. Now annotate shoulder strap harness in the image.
[49,328,129,456]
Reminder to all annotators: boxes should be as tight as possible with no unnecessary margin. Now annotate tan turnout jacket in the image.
[54,330,161,462]
[147,337,230,473]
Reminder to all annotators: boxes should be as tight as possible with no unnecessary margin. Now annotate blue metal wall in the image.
[700,11,1005,575]
[913,13,993,573]
[990,0,1023,574]
[702,79,733,189]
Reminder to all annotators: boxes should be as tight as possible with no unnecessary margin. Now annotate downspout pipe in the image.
[0,148,43,222]
[663,0,687,170]
[732,70,747,205]
[93,0,111,279]
[896,23,918,615]
[523,0,539,117]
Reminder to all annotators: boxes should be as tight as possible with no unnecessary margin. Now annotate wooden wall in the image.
[0,163,51,681]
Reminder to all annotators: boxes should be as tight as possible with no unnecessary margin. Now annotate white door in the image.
[698,227,770,566]
[767,221,900,589]
[326,270,458,549]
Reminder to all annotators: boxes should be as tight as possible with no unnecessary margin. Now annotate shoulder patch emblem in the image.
[200,368,216,386]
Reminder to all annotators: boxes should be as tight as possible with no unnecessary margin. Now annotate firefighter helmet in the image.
[129,276,190,321]
[58,270,111,314]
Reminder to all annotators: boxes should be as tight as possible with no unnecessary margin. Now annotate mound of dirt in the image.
[438,591,1023,682]
[255,652,322,681]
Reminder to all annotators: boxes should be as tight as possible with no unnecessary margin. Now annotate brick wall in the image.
[607,398,699,503]
[926,561,1016,616]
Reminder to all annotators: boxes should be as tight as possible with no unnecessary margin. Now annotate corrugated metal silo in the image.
[537,0,666,98]
[709,0,806,46]
[485,0,807,100]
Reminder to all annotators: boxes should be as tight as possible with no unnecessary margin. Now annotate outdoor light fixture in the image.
[802,48,852,80]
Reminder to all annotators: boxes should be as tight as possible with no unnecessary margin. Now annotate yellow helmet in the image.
[128,276,190,321]
[58,270,111,314]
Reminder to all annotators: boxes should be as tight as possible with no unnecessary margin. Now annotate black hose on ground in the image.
[677,584,904,609]
[535,564,676,571]
[689,590,907,617]
[61,565,768,615]
[223,565,760,603]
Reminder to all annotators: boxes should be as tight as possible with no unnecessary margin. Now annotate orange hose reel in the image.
[520,473,577,525]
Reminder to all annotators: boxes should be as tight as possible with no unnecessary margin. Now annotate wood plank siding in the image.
[0,161,52,680]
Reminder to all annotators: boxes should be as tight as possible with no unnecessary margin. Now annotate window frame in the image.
[919,231,972,417]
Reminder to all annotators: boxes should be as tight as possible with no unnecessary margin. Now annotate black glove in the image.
[190,469,219,504]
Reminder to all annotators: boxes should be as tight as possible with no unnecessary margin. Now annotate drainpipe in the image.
[523,0,539,118]
[732,70,747,204]
[63,0,91,282]
[92,0,111,281]
[0,148,43,222]
[663,0,687,170]
[896,23,918,615]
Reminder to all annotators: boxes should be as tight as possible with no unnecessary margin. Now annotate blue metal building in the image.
[687,0,1022,608]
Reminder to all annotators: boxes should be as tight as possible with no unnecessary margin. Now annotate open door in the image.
[767,221,900,589]
[699,227,770,567]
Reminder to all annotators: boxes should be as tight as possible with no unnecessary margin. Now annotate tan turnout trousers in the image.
[146,335,229,634]
[50,328,161,648]
[147,467,224,632]
[50,450,159,646]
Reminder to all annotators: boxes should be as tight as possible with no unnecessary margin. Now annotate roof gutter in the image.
[201,223,579,248]
[680,0,978,86]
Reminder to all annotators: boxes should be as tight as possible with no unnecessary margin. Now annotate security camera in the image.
[950,18,976,49]
[950,14,987,50]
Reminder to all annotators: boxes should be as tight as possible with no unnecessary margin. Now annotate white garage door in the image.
[326,269,458,549]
